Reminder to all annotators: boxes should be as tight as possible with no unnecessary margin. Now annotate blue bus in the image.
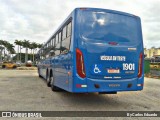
[37,8,144,94]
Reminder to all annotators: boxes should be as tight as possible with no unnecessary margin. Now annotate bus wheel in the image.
[46,75,51,87]
[39,74,42,78]
[38,69,42,78]
[50,76,61,91]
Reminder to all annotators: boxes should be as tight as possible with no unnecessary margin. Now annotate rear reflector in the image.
[137,84,143,87]
[76,48,86,78]
[138,53,143,78]
[80,8,87,10]
[108,42,118,45]
[76,84,87,88]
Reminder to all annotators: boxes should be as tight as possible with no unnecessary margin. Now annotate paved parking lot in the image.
[0,70,160,119]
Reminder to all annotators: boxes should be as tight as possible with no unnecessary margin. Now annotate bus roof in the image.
[38,7,140,53]
[75,7,139,18]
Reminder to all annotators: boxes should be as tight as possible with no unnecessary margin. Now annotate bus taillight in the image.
[80,8,87,10]
[76,48,86,78]
[138,53,143,78]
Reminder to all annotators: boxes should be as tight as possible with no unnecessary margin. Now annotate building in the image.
[144,47,160,58]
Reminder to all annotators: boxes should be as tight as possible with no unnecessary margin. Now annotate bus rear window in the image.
[80,11,140,44]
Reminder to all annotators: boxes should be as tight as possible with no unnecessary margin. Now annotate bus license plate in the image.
[107,69,120,73]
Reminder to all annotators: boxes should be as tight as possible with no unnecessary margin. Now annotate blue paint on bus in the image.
[37,8,144,93]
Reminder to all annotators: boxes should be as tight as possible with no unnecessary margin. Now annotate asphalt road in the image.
[0,70,160,119]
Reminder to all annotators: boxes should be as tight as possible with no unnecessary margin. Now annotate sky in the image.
[0,0,160,49]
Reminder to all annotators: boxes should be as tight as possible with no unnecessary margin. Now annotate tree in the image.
[14,40,24,62]
[0,40,15,61]
[5,43,15,60]
[19,40,23,62]
[1,40,8,60]
[0,40,4,61]
[22,40,30,63]
[14,40,20,61]
[29,42,38,62]
[0,40,9,60]
[0,40,4,45]
[6,43,15,54]
[37,44,43,49]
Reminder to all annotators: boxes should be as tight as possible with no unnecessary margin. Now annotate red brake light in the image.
[80,8,87,10]
[108,42,118,45]
[76,48,86,78]
[138,53,143,78]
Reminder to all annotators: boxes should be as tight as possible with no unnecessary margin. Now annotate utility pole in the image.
[20,46,22,63]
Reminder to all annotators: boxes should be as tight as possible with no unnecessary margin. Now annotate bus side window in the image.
[67,22,72,37]
[45,43,50,58]
[55,44,60,56]
[40,49,43,60]
[49,40,51,48]
[51,38,54,47]
[43,45,46,58]
[48,42,50,48]
[59,31,62,43]
[61,21,72,54]
[56,34,59,45]
[49,38,55,57]
[55,32,62,56]
[62,26,67,40]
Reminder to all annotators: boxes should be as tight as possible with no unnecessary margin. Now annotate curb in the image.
[0,67,37,70]
[17,67,37,70]
[145,74,160,79]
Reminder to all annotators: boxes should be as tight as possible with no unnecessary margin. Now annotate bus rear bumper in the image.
[72,77,144,93]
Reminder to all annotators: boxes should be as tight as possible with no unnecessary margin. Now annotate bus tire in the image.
[38,69,42,78]
[46,74,51,87]
[50,76,61,91]
[39,74,42,78]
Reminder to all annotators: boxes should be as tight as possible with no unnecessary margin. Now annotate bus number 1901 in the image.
[123,63,135,71]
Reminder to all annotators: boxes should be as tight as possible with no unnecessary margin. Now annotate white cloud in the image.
[0,0,159,48]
